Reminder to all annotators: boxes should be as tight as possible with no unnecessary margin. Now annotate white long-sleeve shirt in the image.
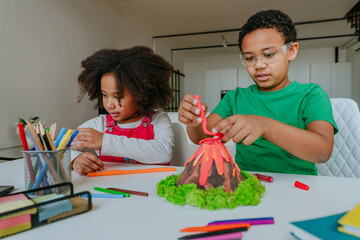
[71,111,174,164]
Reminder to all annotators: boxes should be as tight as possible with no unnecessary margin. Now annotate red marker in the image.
[18,123,29,151]
[294,181,309,190]
[254,174,273,183]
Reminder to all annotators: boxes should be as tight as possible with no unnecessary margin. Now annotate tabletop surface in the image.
[1,159,360,240]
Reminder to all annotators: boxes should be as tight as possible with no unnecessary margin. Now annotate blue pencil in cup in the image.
[32,160,48,189]
[24,149,71,194]
[67,129,79,147]
[24,129,50,189]
[24,127,71,194]
[54,127,67,148]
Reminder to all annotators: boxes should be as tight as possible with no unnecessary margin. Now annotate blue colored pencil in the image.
[81,193,124,199]
[25,129,50,189]
[54,127,67,148]
[66,129,79,147]
[32,162,48,189]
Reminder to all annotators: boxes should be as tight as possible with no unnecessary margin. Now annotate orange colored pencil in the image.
[180,223,250,232]
[45,131,56,150]
[87,167,176,177]
[26,121,44,151]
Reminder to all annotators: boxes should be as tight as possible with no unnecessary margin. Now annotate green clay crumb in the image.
[156,171,265,210]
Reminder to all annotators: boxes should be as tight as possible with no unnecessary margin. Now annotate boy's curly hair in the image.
[77,46,173,115]
[238,10,297,51]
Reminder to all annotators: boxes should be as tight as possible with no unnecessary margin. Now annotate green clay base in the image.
[157,171,265,210]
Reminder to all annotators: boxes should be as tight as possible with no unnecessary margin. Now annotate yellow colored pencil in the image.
[57,129,73,150]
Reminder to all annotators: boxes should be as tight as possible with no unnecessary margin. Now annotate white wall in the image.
[0,0,152,148]
[292,47,336,66]
[183,47,353,102]
[184,54,243,97]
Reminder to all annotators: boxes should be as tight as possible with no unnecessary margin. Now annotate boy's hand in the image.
[178,94,208,128]
[72,152,105,176]
[212,115,267,145]
[72,128,103,150]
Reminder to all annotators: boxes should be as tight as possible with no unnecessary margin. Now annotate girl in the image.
[71,46,175,176]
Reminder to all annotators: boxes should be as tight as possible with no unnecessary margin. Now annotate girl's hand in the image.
[72,128,104,150]
[72,152,105,176]
[212,115,268,145]
[178,94,208,128]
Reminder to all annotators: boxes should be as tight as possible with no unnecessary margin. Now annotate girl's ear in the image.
[288,42,299,62]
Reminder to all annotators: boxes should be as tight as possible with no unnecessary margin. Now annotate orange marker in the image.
[87,167,176,177]
[180,223,250,232]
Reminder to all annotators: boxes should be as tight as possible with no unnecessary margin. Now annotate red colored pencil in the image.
[18,123,29,151]
[18,123,35,185]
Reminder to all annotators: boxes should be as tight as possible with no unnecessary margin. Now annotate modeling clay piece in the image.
[177,95,244,192]
[294,181,309,190]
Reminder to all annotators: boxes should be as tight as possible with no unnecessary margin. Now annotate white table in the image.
[1,159,360,240]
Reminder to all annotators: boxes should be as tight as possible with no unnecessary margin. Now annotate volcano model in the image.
[177,95,245,192]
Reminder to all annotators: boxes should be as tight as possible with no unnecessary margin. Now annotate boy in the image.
[178,10,338,175]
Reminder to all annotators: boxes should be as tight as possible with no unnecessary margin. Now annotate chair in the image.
[170,122,191,166]
[316,98,360,178]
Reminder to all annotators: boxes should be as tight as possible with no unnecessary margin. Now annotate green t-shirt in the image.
[212,81,338,175]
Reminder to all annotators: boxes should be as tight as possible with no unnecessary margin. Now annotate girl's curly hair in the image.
[238,9,297,51]
[77,46,173,115]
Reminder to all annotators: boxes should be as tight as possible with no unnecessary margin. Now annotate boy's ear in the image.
[288,42,299,62]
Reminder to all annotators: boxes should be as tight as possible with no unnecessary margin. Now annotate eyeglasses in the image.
[240,42,293,68]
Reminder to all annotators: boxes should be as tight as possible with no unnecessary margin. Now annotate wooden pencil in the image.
[45,131,56,150]
[107,187,149,197]
[25,122,62,184]
[50,122,57,140]
[178,227,248,239]
[26,121,44,151]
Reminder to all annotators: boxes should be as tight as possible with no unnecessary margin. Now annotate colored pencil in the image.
[107,187,148,197]
[35,123,40,134]
[38,133,47,150]
[180,223,250,233]
[94,187,130,197]
[44,132,70,183]
[180,231,243,240]
[81,193,124,199]
[25,129,51,188]
[32,161,48,189]
[50,122,57,140]
[208,217,275,226]
[39,122,46,136]
[66,129,79,147]
[18,123,35,186]
[87,167,177,177]
[178,227,248,239]
[45,131,56,150]
[26,121,44,151]
[54,127,67,148]
[17,123,29,151]
[25,126,62,186]
[57,129,73,150]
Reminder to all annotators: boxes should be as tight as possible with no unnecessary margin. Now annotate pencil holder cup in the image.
[23,148,72,194]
